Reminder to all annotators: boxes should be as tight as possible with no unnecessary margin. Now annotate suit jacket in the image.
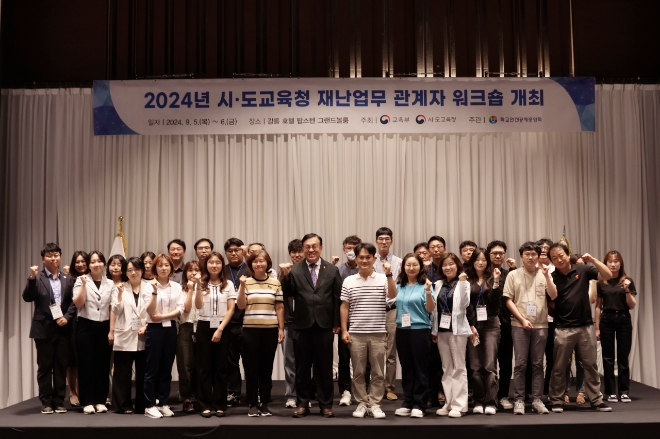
[22,269,76,339]
[282,258,342,330]
[111,280,151,351]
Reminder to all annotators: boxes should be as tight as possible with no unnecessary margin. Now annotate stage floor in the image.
[2,380,659,439]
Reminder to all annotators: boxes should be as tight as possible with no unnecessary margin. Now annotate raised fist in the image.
[425,278,433,291]
[493,267,501,281]
[506,258,517,269]
[331,256,340,265]
[383,262,392,275]
[239,275,248,286]
[29,266,38,279]
[458,272,467,281]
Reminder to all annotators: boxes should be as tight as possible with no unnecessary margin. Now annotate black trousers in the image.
[428,335,443,406]
[544,321,556,395]
[112,350,146,413]
[226,322,243,397]
[337,328,352,394]
[76,317,112,407]
[144,322,178,407]
[196,320,230,410]
[497,320,514,400]
[241,327,279,407]
[34,331,70,407]
[600,311,632,395]
[396,328,430,411]
[293,323,335,409]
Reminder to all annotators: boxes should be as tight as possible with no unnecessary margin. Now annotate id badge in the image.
[49,304,63,320]
[210,317,221,328]
[162,320,171,327]
[477,305,487,321]
[131,318,141,331]
[440,312,451,329]
[526,302,537,317]
[402,312,411,328]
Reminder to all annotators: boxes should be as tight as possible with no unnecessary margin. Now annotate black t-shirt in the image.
[551,264,599,328]
[497,268,511,324]
[437,279,467,333]
[597,277,636,311]
[467,280,501,325]
[225,263,250,324]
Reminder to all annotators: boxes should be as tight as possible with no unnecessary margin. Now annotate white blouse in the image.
[143,280,185,324]
[197,281,236,321]
[178,284,198,325]
[73,275,115,321]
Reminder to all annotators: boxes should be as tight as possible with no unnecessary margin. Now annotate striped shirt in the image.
[242,277,283,328]
[341,272,388,333]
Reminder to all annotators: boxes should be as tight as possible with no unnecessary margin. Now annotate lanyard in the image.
[524,270,537,303]
[209,283,220,316]
[228,264,244,292]
[158,283,171,312]
[477,283,485,306]
[441,282,457,313]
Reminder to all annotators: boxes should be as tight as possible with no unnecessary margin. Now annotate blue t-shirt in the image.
[395,283,431,329]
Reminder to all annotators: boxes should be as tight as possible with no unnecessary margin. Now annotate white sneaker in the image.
[83,405,95,415]
[410,408,424,418]
[94,404,108,413]
[532,399,549,414]
[157,405,174,417]
[484,405,497,415]
[395,407,411,417]
[285,399,297,408]
[436,405,450,416]
[370,405,386,419]
[499,397,513,409]
[448,409,463,418]
[145,406,163,418]
[339,390,352,406]
[353,403,368,418]
[472,405,484,414]
[513,399,525,415]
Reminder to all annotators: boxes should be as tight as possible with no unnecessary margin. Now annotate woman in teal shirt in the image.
[387,253,435,418]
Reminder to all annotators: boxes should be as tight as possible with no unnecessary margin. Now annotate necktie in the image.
[310,263,317,287]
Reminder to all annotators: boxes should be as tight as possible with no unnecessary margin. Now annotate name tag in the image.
[526,302,537,317]
[210,317,221,328]
[440,312,451,329]
[131,318,141,331]
[402,313,411,328]
[49,304,63,320]
[477,306,487,321]
[162,320,171,327]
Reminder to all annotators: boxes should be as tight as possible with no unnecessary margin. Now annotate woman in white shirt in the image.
[73,251,116,415]
[177,260,199,413]
[195,252,235,417]
[143,254,185,419]
[111,257,151,414]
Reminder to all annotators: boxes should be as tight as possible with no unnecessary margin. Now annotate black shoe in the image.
[248,405,259,417]
[594,403,612,412]
[227,394,239,407]
[54,406,67,413]
[200,410,214,418]
[259,404,272,416]
[214,410,226,417]
[41,406,54,414]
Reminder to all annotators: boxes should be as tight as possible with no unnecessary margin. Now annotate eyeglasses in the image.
[303,245,321,251]
[490,251,505,257]
[226,249,242,254]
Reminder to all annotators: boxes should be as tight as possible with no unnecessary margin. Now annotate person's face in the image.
[206,255,223,276]
[142,257,153,276]
[343,243,357,254]
[251,256,268,275]
[356,248,376,271]
[74,255,87,275]
[42,251,61,273]
[186,264,201,280]
[108,259,123,278]
[521,250,539,271]
[404,257,421,278]
[126,262,143,283]
[539,243,551,261]
[429,240,446,260]
[289,250,304,264]
[473,253,488,273]
[415,246,430,262]
[550,247,570,271]
[606,256,621,274]
[461,246,476,263]
[156,258,172,279]
[489,246,505,268]
[195,241,212,260]
[442,258,458,280]
[248,244,264,256]
[376,234,392,254]
[168,243,185,263]
[225,245,244,266]
[89,254,105,274]
[303,237,322,264]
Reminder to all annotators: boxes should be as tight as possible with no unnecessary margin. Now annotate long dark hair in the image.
[182,260,202,292]
[465,247,494,289]
[603,250,628,287]
[398,253,427,286]
[68,251,89,279]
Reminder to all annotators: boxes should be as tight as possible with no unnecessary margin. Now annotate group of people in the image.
[23,229,636,420]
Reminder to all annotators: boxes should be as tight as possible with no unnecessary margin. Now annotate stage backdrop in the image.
[0,84,658,409]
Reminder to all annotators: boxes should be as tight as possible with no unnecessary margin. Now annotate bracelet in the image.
[152,292,158,296]
[385,273,393,277]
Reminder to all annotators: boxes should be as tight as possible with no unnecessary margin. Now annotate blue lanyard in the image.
[441,282,456,313]
[477,283,484,306]
[228,263,244,292]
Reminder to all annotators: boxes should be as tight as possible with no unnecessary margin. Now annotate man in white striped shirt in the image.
[340,243,389,419]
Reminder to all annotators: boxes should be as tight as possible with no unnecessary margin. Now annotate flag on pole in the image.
[110,216,127,257]
[559,225,573,255]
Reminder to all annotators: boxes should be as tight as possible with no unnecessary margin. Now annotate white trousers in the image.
[437,332,469,412]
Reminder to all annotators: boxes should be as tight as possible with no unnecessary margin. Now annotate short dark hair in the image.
[375,227,393,239]
[459,240,478,251]
[182,260,202,292]
[399,253,427,286]
[198,252,228,290]
[519,241,541,257]
[248,242,266,251]
[570,254,580,265]
[41,243,62,257]
[288,239,303,254]
[224,238,244,251]
[68,251,89,278]
[140,251,156,261]
[167,239,186,252]
[246,250,273,274]
[107,255,128,281]
[536,238,553,247]
[486,240,507,253]
[354,242,377,257]
[151,253,174,278]
[413,242,429,253]
[87,250,107,267]
[301,233,322,246]
[548,242,570,260]
[194,238,214,251]
[427,235,446,247]
[342,235,362,247]
[437,253,464,280]
[124,257,145,277]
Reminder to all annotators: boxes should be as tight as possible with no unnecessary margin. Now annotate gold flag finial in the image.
[116,216,128,256]
[559,225,572,255]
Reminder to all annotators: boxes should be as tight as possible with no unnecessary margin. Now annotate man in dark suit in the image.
[280,233,342,418]
[22,243,77,414]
